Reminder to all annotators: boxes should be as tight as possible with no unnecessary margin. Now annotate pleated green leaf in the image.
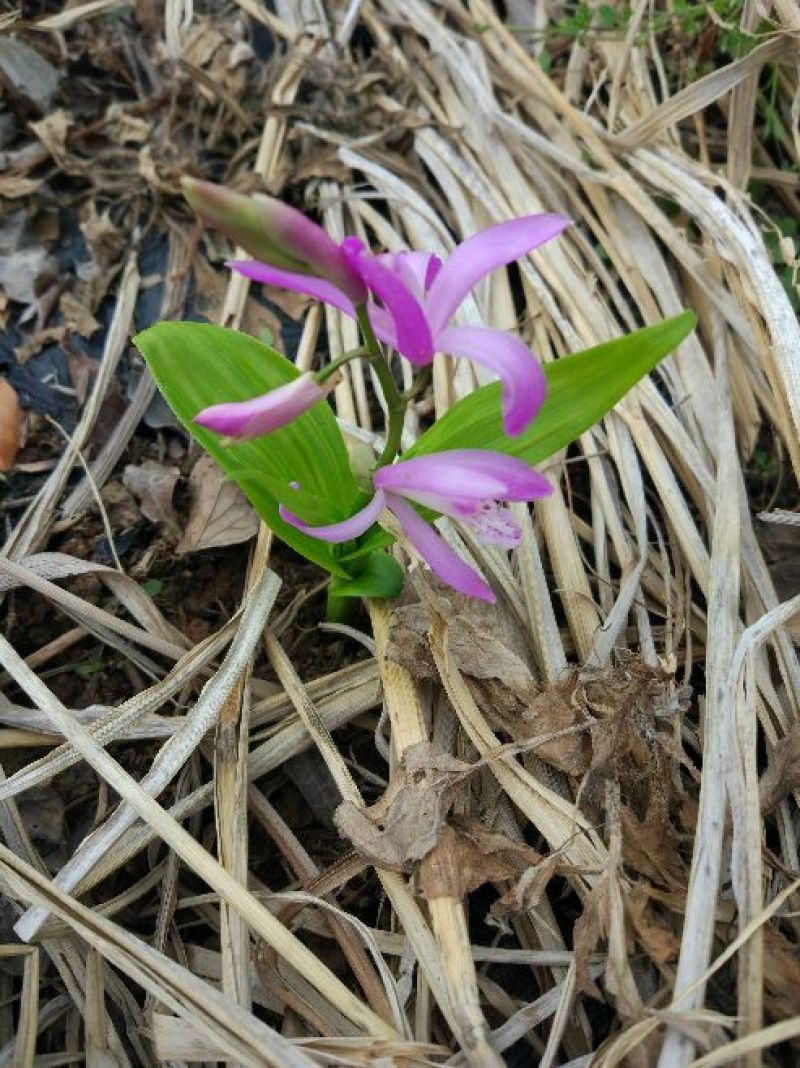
[408,311,697,462]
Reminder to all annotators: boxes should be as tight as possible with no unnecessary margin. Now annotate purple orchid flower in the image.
[194,372,336,441]
[231,214,570,436]
[280,449,553,603]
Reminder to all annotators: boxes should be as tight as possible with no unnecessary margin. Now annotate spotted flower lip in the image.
[181,177,367,304]
[230,214,570,437]
[279,449,553,603]
[193,372,334,442]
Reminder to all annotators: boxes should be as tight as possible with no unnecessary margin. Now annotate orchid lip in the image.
[386,494,495,602]
[279,447,551,602]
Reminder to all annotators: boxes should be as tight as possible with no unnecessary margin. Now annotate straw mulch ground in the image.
[0,2,799,1065]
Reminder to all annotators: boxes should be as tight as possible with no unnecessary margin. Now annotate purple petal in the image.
[340,238,435,365]
[376,450,552,505]
[375,251,442,302]
[437,325,546,436]
[228,260,356,317]
[388,494,495,603]
[194,373,329,441]
[367,305,399,349]
[425,214,571,334]
[375,456,510,505]
[279,490,387,543]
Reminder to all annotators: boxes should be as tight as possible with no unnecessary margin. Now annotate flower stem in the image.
[314,346,369,384]
[401,364,432,403]
[355,305,407,468]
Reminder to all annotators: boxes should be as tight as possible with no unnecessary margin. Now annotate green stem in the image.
[324,585,358,624]
[315,346,369,384]
[401,364,432,403]
[355,305,407,468]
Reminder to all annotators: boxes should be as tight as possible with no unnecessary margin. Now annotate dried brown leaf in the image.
[59,291,100,339]
[177,454,258,554]
[66,350,98,406]
[258,284,314,323]
[416,823,519,898]
[123,461,180,529]
[522,686,590,775]
[759,724,800,815]
[0,175,42,198]
[77,203,125,309]
[573,878,610,999]
[620,806,685,889]
[419,816,546,900]
[79,203,123,268]
[334,741,473,870]
[762,926,800,1019]
[491,853,562,920]
[29,109,72,164]
[15,326,68,365]
[182,23,225,68]
[627,885,680,965]
[388,593,537,697]
[103,103,150,145]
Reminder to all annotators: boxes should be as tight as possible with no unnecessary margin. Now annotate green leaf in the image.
[329,553,404,599]
[133,322,361,578]
[408,312,697,464]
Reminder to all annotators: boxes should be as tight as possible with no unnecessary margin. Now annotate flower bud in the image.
[194,372,332,442]
[181,178,366,303]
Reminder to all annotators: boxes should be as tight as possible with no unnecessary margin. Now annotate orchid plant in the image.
[135,180,695,613]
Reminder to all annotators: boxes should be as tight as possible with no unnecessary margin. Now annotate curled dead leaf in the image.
[0,378,20,471]
[59,291,100,339]
[0,175,42,198]
[388,592,538,697]
[103,103,150,145]
[29,109,73,167]
[573,878,611,999]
